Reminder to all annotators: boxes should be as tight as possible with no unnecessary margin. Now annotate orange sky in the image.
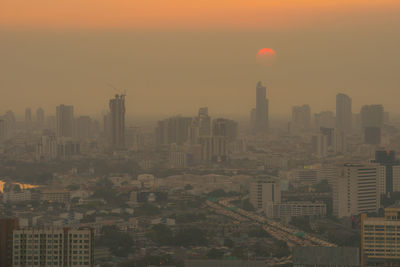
[1,0,399,29]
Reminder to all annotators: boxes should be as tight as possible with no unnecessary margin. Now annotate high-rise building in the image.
[373,150,400,194]
[312,133,328,158]
[314,111,335,129]
[198,136,228,162]
[364,126,381,145]
[319,127,346,154]
[36,135,57,161]
[197,107,211,137]
[36,107,45,128]
[254,81,269,132]
[212,118,238,141]
[0,218,19,267]
[250,177,281,211]
[291,105,311,132]
[333,164,380,218]
[155,116,192,146]
[109,94,126,150]
[336,93,352,132]
[361,104,384,129]
[56,105,74,137]
[361,205,400,266]
[25,108,32,129]
[12,227,94,267]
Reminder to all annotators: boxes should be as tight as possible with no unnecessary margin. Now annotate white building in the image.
[333,164,380,218]
[249,177,281,211]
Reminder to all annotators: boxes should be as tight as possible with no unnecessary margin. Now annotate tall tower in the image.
[255,81,269,132]
[36,107,45,128]
[56,105,74,137]
[336,93,352,132]
[25,108,32,128]
[109,94,126,150]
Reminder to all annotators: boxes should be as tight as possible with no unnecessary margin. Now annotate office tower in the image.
[12,227,94,267]
[373,150,400,194]
[56,105,74,137]
[254,81,269,132]
[361,104,384,129]
[36,135,57,161]
[76,116,92,141]
[361,205,400,266]
[197,107,211,137]
[36,107,45,128]
[336,93,352,132]
[333,164,380,218]
[155,116,192,146]
[314,110,335,129]
[312,133,328,158]
[57,139,80,159]
[291,105,311,132]
[249,177,281,211]
[319,127,346,154]
[212,118,238,141]
[109,94,126,150]
[0,218,19,267]
[25,108,32,129]
[360,105,384,145]
[198,136,228,162]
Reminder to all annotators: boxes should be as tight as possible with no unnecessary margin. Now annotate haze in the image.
[1,0,399,117]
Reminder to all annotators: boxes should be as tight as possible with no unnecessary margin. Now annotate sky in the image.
[1,0,400,118]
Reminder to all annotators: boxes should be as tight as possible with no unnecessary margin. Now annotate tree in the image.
[174,227,208,246]
[207,248,224,259]
[248,227,271,238]
[96,226,134,257]
[147,224,173,246]
[224,238,234,248]
[273,240,290,258]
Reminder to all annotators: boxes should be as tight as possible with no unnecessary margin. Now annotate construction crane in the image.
[106,82,126,98]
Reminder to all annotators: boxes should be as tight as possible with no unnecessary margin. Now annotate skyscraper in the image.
[197,107,211,137]
[36,107,45,128]
[109,94,126,150]
[254,81,269,132]
[25,108,32,128]
[56,105,74,137]
[291,104,311,132]
[336,93,352,132]
[360,104,384,129]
